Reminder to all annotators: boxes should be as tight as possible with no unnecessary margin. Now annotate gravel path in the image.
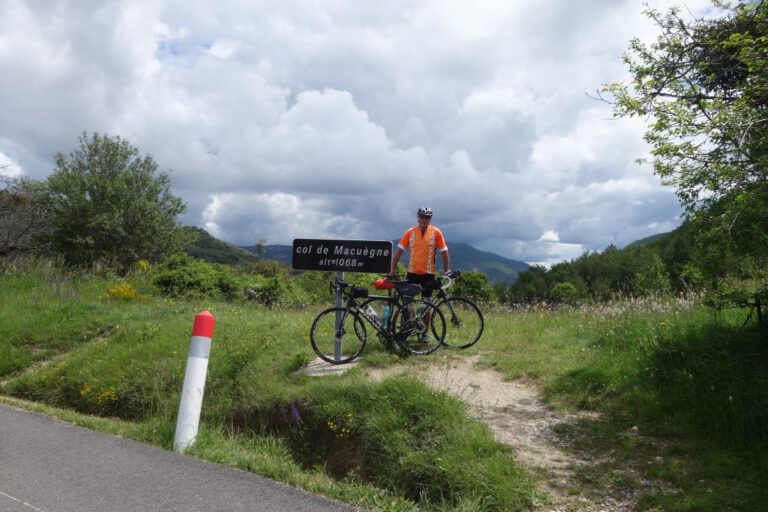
[367,355,640,512]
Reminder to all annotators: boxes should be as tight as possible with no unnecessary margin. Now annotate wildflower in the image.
[290,401,301,424]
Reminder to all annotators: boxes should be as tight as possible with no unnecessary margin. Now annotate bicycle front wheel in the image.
[436,297,484,349]
[310,307,366,364]
[392,300,445,355]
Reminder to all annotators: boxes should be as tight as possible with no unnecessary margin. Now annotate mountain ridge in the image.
[239,239,530,282]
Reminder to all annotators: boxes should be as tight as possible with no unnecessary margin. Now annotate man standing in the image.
[390,206,450,297]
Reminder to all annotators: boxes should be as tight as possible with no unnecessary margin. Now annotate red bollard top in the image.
[191,310,216,339]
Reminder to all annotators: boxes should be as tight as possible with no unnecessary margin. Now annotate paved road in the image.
[0,404,359,512]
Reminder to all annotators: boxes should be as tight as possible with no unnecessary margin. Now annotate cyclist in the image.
[389,206,451,298]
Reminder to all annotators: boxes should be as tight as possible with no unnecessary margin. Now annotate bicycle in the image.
[310,277,446,364]
[429,270,484,349]
[363,270,484,349]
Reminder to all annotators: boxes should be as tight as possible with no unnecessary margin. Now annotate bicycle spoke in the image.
[437,297,484,349]
[310,307,366,364]
[392,300,445,355]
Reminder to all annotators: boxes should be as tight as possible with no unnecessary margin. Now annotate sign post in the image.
[293,239,393,363]
[335,271,343,361]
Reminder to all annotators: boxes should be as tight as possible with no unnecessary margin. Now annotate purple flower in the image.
[290,401,301,425]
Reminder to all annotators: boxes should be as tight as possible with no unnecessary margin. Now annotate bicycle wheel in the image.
[392,300,445,355]
[436,297,484,349]
[310,307,366,364]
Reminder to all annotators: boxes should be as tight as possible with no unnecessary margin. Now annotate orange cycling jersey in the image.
[398,225,448,275]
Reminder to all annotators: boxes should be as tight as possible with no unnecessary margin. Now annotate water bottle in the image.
[416,304,426,317]
[381,304,391,329]
[366,305,380,326]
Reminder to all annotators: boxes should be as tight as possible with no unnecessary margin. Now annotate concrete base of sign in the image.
[302,357,359,377]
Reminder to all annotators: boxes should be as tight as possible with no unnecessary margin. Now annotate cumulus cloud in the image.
[0,0,716,264]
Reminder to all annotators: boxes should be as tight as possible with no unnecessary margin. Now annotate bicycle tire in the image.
[392,300,445,355]
[310,307,366,364]
[435,297,484,349]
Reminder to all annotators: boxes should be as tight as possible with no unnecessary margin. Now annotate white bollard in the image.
[174,310,215,453]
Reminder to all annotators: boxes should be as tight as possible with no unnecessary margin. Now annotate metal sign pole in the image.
[334,271,344,361]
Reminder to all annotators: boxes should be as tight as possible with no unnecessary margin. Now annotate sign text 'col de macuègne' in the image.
[292,239,392,274]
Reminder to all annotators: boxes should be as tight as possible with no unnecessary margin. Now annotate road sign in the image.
[292,239,392,273]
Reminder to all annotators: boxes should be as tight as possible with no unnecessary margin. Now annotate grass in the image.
[0,259,539,512]
[2,259,767,510]
[477,299,768,511]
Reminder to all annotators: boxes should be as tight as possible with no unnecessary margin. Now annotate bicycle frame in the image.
[332,281,400,341]
[333,279,432,345]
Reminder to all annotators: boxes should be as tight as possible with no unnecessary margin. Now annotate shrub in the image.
[551,281,578,304]
[152,254,242,300]
[103,282,138,301]
[245,276,284,307]
[453,271,494,302]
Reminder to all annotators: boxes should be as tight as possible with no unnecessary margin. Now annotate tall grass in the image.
[0,258,539,512]
[478,297,768,510]
[3,257,767,510]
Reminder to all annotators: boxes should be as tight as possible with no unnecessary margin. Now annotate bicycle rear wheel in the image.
[392,300,445,355]
[436,297,484,349]
[310,307,366,364]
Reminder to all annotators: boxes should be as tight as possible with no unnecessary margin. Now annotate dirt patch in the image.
[366,355,639,511]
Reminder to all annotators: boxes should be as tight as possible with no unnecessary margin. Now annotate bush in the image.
[453,271,494,302]
[245,276,284,307]
[152,254,242,300]
[103,282,139,301]
[551,281,578,304]
[40,132,186,268]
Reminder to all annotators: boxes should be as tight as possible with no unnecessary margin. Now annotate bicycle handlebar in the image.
[438,269,460,291]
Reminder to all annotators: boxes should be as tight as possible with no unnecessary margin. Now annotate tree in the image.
[453,271,494,302]
[254,238,267,258]
[0,172,52,256]
[634,253,672,296]
[550,282,579,304]
[43,133,186,267]
[603,1,768,312]
[604,1,767,216]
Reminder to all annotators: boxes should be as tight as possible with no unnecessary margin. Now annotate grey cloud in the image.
[0,0,715,264]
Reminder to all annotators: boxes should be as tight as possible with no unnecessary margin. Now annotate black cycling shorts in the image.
[406,273,438,298]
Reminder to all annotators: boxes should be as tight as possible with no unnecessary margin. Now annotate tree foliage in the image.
[0,173,51,256]
[42,133,186,268]
[453,271,494,302]
[604,1,768,215]
[602,1,768,320]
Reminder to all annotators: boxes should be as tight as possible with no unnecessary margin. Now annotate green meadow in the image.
[2,258,766,511]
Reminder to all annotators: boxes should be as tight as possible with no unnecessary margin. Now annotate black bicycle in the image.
[310,277,446,364]
[429,270,484,349]
[364,271,484,349]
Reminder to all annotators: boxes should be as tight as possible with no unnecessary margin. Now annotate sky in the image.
[0,0,718,266]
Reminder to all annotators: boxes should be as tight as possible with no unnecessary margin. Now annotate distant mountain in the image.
[446,242,529,282]
[625,231,672,248]
[241,240,529,283]
[182,226,259,266]
[183,227,529,282]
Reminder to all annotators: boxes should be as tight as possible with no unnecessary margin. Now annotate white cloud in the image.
[539,230,560,242]
[0,0,715,264]
[0,152,23,178]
